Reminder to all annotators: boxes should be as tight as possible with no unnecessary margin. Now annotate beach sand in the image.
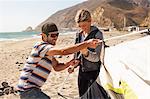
[0,31,147,99]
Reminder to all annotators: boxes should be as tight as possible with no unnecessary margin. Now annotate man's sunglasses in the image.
[48,33,59,38]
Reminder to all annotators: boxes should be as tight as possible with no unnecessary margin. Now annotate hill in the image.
[35,0,150,31]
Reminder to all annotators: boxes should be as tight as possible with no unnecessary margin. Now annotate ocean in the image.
[0,31,76,41]
[0,31,41,41]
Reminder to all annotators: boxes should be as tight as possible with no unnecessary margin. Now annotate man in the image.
[17,22,100,99]
[70,9,109,98]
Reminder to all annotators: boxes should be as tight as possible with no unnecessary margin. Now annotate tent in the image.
[99,35,150,99]
[58,34,150,99]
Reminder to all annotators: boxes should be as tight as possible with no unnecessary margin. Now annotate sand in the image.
[0,31,147,99]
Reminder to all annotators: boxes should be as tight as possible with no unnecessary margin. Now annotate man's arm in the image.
[52,57,79,71]
[46,39,100,56]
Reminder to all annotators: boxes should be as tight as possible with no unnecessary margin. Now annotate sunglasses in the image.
[49,33,59,38]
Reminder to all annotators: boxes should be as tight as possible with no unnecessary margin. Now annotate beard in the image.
[48,39,57,45]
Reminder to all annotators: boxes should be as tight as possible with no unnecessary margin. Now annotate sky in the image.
[0,0,87,32]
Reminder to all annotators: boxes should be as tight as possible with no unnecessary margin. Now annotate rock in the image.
[23,26,34,32]
[19,63,23,64]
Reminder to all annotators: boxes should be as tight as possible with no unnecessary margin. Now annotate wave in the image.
[0,31,76,41]
[0,35,41,41]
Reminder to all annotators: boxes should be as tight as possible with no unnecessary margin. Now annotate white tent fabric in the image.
[100,36,150,99]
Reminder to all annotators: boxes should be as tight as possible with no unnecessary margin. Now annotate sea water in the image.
[0,31,76,41]
[0,31,41,41]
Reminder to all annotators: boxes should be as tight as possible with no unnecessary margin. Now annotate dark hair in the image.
[42,22,58,35]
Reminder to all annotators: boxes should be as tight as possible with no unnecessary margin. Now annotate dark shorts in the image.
[18,87,50,99]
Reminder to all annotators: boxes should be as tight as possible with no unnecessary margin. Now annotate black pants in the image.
[78,68,100,97]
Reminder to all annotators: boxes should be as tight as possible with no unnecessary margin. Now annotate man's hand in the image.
[67,59,80,74]
[68,66,74,74]
[87,39,101,48]
[67,59,80,66]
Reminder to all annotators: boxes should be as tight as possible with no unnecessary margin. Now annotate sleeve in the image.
[38,44,53,58]
[83,30,103,62]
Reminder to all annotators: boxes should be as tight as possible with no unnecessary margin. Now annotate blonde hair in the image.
[75,9,91,23]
